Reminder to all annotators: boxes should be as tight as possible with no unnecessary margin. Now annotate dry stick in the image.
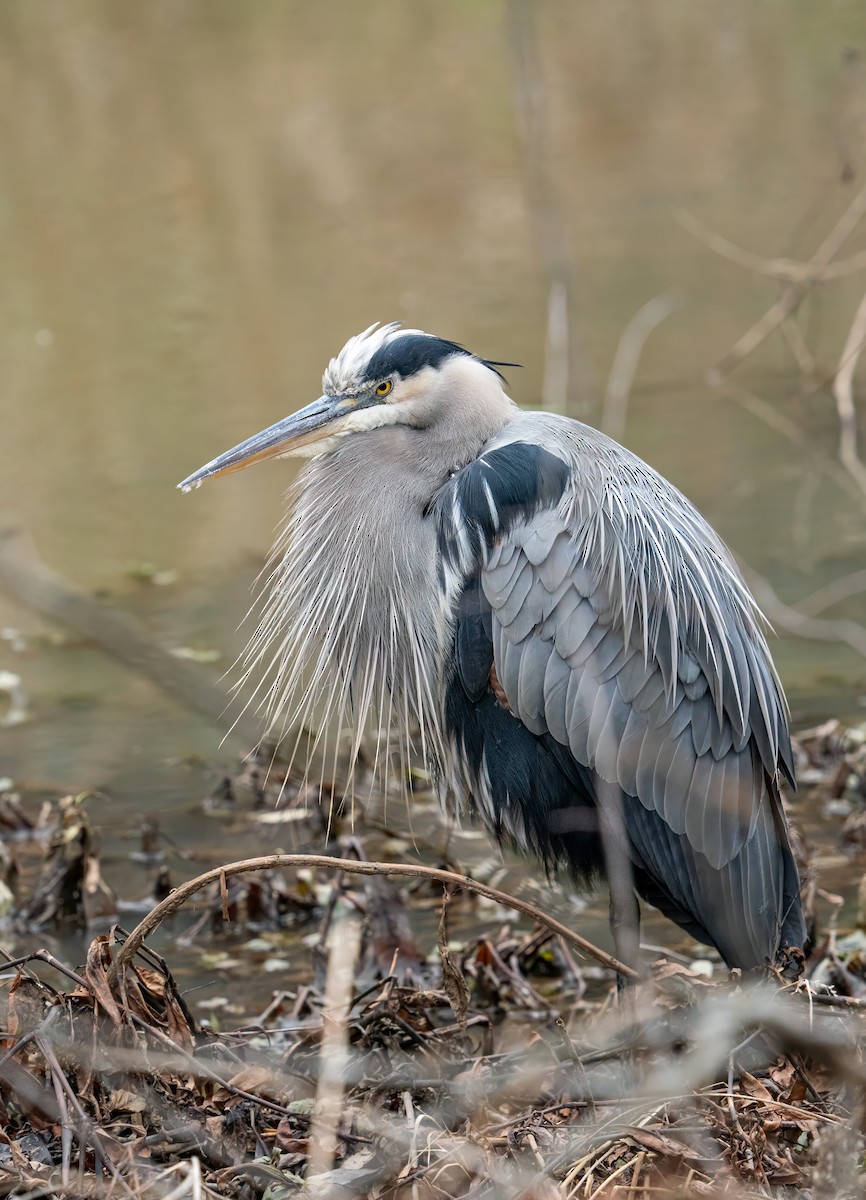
[124,1014,314,1121]
[677,210,866,284]
[708,289,807,385]
[796,569,866,617]
[306,912,363,1180]
[780,315,818,378]
[506,0,583,417]
[115,854,637,979]
[602,292,682,443]
[739,561,866,661]
[0,525,261,751]
[706,181,866,382]
[833,285,866,496]
[714,378,866,510]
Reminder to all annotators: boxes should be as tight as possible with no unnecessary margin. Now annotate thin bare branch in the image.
[0,525,262,750]
[713,378,866,510]
[812,182,866,263]
[602,292,681,442]
[707,182,866,381]
[780,315,818,378]
[796,569,866,617]
[739,562,866,660]
[708,288,806,385]
[506,0,584,416]
[678,209,866,284]
[307,912,363,1180]
[115,854,637,980]
[833,285,866,495]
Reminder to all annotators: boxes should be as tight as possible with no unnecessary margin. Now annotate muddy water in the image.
[1,4,865,1010]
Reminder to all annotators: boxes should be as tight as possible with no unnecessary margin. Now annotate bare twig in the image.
[506,0,583,416]
[708,288,806,384]
[306,912,363,1179]
[796,569,866,617]
[714,378,866,509]
[833,286,866,495]
[115,854,637,980]
[678,209,866,284]
[780,315,818,378]
[706,182,866,381]
[739,562,866,660]
[715,379,810,445]
[602,292,682,442]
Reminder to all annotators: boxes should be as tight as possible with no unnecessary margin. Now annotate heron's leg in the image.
[595,780,642,986]
[609,888,641,991]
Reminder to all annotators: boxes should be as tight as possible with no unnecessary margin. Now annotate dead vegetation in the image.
[0,723,865,1197]
[1,911,862,1199]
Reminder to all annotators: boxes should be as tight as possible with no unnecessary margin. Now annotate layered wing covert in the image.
[435,417,804,968]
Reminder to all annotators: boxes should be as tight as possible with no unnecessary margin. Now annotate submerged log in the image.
[0,525,261,751]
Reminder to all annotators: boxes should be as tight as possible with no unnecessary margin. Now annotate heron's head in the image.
[178,322,515,492]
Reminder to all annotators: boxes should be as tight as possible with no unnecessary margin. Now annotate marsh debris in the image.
[0,912,858,1199]
[0,725,864,1194]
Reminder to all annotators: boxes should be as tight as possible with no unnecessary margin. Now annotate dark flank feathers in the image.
[438,442,570,568]
[436,438,805,972]
[446,572,604,883]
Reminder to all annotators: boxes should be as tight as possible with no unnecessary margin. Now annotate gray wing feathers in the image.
[459,416,800,963]
[689,694,715,756]
[484,549,525,606]
[542,649,571,744]
[519,510,563,566]
[614,654,655,704]
[493,559,534,627]
[535,531,580,592]
[483,507,791,873]
[626,785,787,968]
[552,598,596,659]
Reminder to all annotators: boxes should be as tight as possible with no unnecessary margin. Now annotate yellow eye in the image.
[375,380,393,397]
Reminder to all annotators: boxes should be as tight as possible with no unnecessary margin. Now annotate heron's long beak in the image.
[177,395,347,492]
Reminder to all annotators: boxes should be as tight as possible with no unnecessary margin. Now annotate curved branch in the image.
[713,379,866,511]
[739,564,866,660]
[603,291,682,442]
[834,287,866,496]
[114,853,637,979]
[678,210,866,284]
[705,181,866,380]
[796,570,866,617]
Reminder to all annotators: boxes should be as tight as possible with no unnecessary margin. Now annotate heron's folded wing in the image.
[621,779,789,969]
[437,433,802,962]
[488,519,782,870]
[438,438,793,871]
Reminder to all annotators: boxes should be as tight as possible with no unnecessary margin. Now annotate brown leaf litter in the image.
[0,890,860,1198]
[0,725,864,1196]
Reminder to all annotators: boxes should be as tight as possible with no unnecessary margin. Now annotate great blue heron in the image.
[179,322,805,975]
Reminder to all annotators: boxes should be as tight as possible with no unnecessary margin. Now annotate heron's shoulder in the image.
[486,412,655,471]
[431,428,570,575]
[436,412,695,555]
[482,413,688,510]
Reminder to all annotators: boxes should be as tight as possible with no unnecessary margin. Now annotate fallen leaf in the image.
[622,1126,704,1165]
[739,1070,773,1103]
[108,1089,146,1114]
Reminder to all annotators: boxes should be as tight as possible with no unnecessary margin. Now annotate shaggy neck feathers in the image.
[239,360,516,797]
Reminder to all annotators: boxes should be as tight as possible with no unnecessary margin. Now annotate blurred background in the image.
[0,2,865,921]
